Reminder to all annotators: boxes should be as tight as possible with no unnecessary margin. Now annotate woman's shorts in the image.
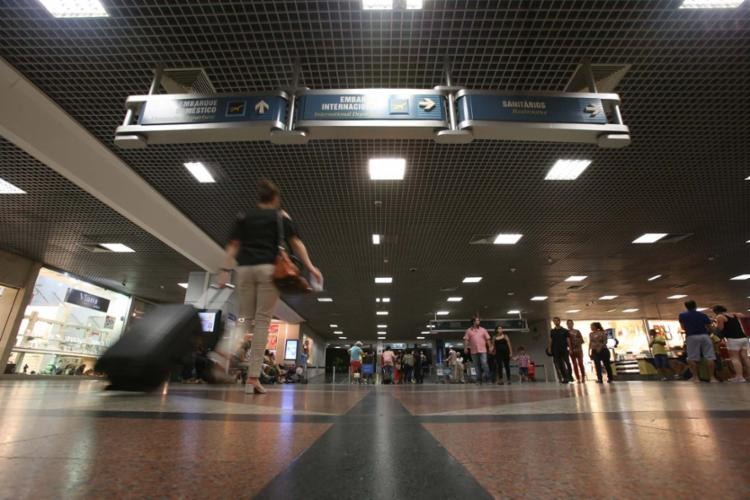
[725,337,749,352]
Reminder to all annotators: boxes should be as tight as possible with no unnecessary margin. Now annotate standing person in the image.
[649,329,671,381]
[402,350,415,384]
[381,346,396,384]
[414,349,424,384]
[567,320,586,383]
[589,322,614,383]
[218,179,322,394]
[349,341,364,383]
[678,300,718,383]
[712,305,749,382]
[493,326,513,385]
[548,317,573,384]
[463,317,491,384]
[514,347,531,382]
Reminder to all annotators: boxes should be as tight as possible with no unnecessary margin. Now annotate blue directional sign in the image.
[457,93,607,125]
[297,92,445,121]
[139,95,286,125]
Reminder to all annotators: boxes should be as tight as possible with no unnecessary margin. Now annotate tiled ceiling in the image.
[1,0,749,339]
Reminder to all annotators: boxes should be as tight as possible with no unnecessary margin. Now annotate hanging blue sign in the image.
[139,95,287,126]
[297,92,445,121]
[457,93,607,125]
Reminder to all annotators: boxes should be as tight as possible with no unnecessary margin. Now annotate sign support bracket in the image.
[434,57,473,144]
[271,58,310,144]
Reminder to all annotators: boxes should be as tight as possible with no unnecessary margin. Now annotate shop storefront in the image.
[6,268,131,376]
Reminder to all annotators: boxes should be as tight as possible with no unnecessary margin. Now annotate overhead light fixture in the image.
[507,309,521,314]
[177,283,188,289]
[436,311,449,316]
[375,277,393,284]
[446,297,463,302]
[362,0,393,9]
[606,308,617,313]
[329,324,338,328]
[530,296,547,301]
[382,297,391,303]
[377,324,388,328]
[378,337,386,340]
[632,233,667,244]
[544,159,592,180]
[416,336,425,340]
[565,275,588,282]
[599,295,618,301]
[462,276,482,283]
[647,274,662,281]
[376,311,389,316]
[377,331,387,335]
[421,331,430,334]
[696,307,708,312]
[318,297,333,302]
[426,324,435,328]
[368,158,405,180]
[679,0,744,8]
[493,233,523,245]
[339,337,348,340]
[667,294,687,299]
[372,234,381,245]
[730,274,750,281]
[406,0,424,8]
[566,309,581,313]
[184,162,215,183]
[39,0,109,18]
[0,178,26,194]
[100,243,135,253]
[623,308,640,313]
[334,331,343,334]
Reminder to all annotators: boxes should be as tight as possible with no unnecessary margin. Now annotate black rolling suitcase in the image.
[95,304,203,391]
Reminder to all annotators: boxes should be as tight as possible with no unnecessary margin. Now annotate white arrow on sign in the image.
[584,103,600,117]
[419,98,436,111]
[254,100,269,114]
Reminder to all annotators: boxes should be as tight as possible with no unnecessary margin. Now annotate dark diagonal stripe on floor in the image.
[253,390,492,500]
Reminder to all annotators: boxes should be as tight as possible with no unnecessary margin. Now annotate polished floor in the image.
[1,379,749,499]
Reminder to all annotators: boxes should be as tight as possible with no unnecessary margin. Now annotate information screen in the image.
[284,339,298,360]
[198,311,220,333]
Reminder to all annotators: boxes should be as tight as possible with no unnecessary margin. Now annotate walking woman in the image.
[712,305,749,382]
[589,322,614,384]
[218,179,322,394]
[493,326,513,385]
[567,320,586,382]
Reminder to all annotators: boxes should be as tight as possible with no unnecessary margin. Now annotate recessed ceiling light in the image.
[406,0,424,9]
[566,309,581,313]
[544,159,592,180]
[462,276,482,283]
[377,336,386,340]
[679,0,744,8]
[647,274,662,281]
[623,308,640,313]
[421,331,430,334]
[338,337,348,340]
[0,178,26,194]
[177,283,188,289]
[334,330,343,334]
[447,297,463,302]
[377,324,387,328]
[507,309,521,314]
[730,274,750,281]
[632,233,667,244]
[382,297,391,303]
[375,277,393,284]
[329,324,338,328]
[426,324,435,328]
[565,275,588,282]
[377,331,386,335]
[493,233,523,245]
[667,294,687,299]
[606,308,617,313]
[530,296,547,301]
[372,234,381,245]
[369,158,405,180]
[436,311,449,316]
[416,336,425,340]
[363,0,393,9]
[184,162,215,183]
[39,0,109,18]
[318,297,333,302]
[599,295,618,301]
[100,243,135,253]
[376,311,389,316]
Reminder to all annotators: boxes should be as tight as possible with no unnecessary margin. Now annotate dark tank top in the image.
[494,337,510,355]
[720,314,745,339]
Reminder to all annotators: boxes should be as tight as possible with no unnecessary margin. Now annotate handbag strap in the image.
[276,210,285,250]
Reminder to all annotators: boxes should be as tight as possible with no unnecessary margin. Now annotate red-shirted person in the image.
[464,316,491,384]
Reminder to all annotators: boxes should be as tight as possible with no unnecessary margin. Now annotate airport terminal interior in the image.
[1,1,749,498]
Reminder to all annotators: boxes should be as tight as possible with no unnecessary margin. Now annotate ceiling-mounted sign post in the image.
[455,90,630,148]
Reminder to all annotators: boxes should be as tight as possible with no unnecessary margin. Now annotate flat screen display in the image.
[198,310,221,334]
[284,339,298,360]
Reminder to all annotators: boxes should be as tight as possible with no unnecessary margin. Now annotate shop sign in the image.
[64,289,110,312]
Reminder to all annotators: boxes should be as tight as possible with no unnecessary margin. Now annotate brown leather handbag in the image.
[272,212,312,294]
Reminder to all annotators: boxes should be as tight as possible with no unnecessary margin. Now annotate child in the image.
[515,346,531,382]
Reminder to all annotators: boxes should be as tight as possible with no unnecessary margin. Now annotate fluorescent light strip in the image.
[184,162,215,183]
[372,234,381,245]
[329,324,338,328]
[368,158,405,180]
[0,178,26,194]
[632,233,667,244]
[374,277,393,284]
[565,275,588,282]
[462,276,482,283]
[333,331,343,334]
[436,311,449,316]
[730,274,750,281]
[493,233,523,245]
[363,0,393,9]
[377,324,387,328]
[376,311,389,316]
[39,0,109,18]
[100,243,135,253]
[177,283,188,289]
[667,294,687,299]
[416,336,425,340]
[406,0,424,8]
[566,309,581,313]
[623,308,640,313]
[507,310,520,314]
[446,297,463,302]
[317,297,333,302]
[599,295,618,301]
[647,274,662,281]
[377,331,386,335]
[544,159,592,180]
[679,1,744,8]
[530,296,547,301]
